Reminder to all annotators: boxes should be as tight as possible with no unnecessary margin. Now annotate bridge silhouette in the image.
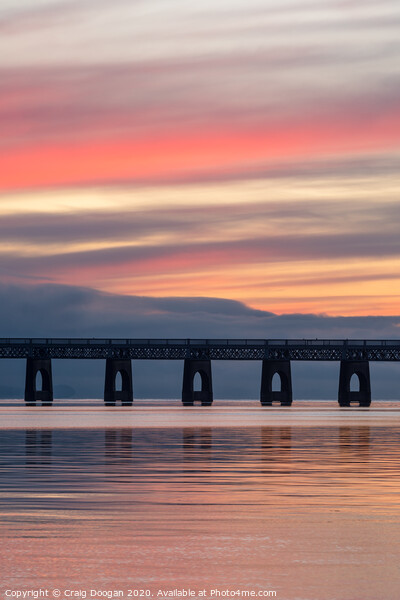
[1,338,400,407]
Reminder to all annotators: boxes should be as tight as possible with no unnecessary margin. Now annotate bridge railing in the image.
[1,338,400,347]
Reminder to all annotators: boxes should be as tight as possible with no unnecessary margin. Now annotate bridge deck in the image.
[0,338,400,360]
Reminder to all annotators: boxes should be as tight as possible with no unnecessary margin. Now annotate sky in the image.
[1,0,400,318]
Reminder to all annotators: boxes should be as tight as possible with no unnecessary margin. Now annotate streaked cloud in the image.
[1,0,400,316]
[0,171,400,316]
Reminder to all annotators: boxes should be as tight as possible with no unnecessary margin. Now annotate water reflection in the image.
[339,425,370,457]
[1,425,400,599]
[183,427,212,452]
[18,426,375,468]
[105,428,133,457]
[261,426,292,456]
[7,425,380,517]
[25,429,52,466]
[2,426,381,478]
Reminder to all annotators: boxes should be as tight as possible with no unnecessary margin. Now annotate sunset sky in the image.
[1,0,400,316]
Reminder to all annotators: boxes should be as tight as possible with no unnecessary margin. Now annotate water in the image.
[1,402,400,600]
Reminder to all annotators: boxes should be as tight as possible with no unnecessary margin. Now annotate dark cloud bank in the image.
[0,283,399,400]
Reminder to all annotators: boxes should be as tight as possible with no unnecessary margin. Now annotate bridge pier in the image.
[338,360,371,407]
[182,359,213,406]
[260,360,292,406]
[25,358,53,406]
[104,359,133,406]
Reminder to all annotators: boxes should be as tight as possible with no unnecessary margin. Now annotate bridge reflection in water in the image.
[1,338,400,407]
[3,425,400,599]
[20,426,374,478]
[19,426,375,476]
[19,425,373,460]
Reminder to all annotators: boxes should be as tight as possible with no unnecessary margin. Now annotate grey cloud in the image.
[0,0,145,34]
[2,38,400,154]
[0,200,342,244]
[0,2,81,33]
[3,230,400,282]
[0,194,399,267]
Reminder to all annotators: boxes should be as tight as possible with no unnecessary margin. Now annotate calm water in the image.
[1,402,400,600]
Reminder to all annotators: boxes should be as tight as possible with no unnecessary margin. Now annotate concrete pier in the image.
[104,358,133,406]
[182,359,213,406]
[25,358,53,406]
[338,360,371,407]
[260,360,293,406]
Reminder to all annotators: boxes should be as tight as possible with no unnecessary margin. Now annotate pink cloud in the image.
[1,102,400,191]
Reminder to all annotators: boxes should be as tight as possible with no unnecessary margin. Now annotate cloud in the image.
[0,283,399,400]
[2,0,400,181]
[1,1,399,323]
[1,188,399,317]
[1,0,400,193]
[0,196,378,243]
[3,230,400,276]
[0,0,146,35]
[1,97,400,191]
[1,169,399,316]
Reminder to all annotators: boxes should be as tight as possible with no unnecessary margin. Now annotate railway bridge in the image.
[1,338,400,407]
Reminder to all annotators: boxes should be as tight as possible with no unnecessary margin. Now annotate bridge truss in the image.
[1,338,400,361]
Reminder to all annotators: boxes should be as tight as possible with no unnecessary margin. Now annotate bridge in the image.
[1,338,400,407]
